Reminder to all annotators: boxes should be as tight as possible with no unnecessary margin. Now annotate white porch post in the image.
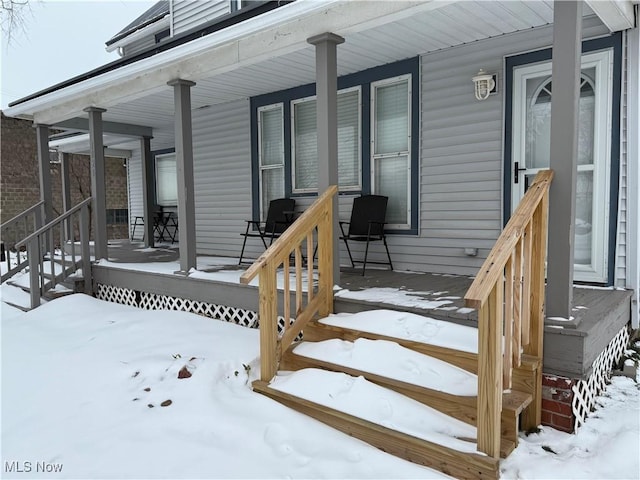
[140,136,155,248]
[84,107,109,260]
[546,1,583,319]
[308,32,344,286]
[168,79,197,274]
[34,124,53,225]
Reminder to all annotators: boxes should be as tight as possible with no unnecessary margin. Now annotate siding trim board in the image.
[250,57,420,235]
[504,33,623,286]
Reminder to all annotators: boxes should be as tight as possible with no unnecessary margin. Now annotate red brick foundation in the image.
[541,373,576,433]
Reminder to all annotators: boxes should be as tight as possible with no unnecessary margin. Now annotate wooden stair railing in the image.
[15,198,93,309]
[464,169,553,459]
[240,185,338,382]
[0,201,44,283]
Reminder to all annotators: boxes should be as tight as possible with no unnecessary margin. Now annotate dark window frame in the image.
[250,56,420,234]
[503,33,622,286]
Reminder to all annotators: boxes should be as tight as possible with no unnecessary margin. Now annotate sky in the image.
[1,251,639,479]
[1,0,156,109]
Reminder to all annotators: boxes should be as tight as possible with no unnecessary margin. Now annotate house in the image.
[3,0,638,475]
[0,112,130,245]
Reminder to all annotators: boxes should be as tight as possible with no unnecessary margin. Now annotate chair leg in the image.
[383,235,393,270]
[239,223,251,265]
[342,237,355,269]
[362,235,371,276]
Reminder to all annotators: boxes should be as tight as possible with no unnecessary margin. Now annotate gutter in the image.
[105,16,170,53]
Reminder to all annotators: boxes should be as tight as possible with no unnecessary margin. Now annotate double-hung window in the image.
[371,75,411,229]
[291,87,361,193]
[258,103,285,219]
[155,153,177,206]
[252,57,418,233]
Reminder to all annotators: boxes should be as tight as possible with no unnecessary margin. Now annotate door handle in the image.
[514,162,527,184]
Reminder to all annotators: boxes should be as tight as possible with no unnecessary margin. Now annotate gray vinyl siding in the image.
[123,36,157,57]
[400,16,611,276]
[191,99,253,258]
[172,0,229,37]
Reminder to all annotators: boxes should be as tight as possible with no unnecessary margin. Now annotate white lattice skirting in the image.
[94,283,286,331]
[572,325,630,431]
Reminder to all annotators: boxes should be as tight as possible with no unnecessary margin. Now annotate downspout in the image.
[627,24,639,329]
[169,0,175,39]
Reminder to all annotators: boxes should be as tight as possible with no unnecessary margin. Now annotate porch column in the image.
[84,106,108,261]
[168,79,197,274]
[140,136,155,248]
[308,32,344,286]
[546,1,582,319]
[60,152,72,238]
[34,124,53,224]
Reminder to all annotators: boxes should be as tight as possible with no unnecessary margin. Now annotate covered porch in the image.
[6,0,637,326]
[92,238,632,382]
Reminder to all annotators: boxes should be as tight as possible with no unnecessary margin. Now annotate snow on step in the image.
[293,338,477,396]
[270,368,481,454]
[320,309,478,354]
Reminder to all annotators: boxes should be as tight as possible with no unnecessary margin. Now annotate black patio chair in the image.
[239,198,296,264]
[340,195,393,276]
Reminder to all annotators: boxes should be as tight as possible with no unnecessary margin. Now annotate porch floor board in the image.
[97,240,632,379]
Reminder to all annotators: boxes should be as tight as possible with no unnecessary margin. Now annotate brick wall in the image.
[541,373,576,433]
[1,113,129,242]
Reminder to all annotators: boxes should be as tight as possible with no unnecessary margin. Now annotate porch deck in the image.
[95,240,632,379]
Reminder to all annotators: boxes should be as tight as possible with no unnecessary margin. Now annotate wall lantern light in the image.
[472,69,497,101]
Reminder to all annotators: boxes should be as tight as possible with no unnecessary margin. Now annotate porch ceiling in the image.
[6,0,620,137]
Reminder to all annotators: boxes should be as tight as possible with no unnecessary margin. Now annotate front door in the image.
[511,49,613,283]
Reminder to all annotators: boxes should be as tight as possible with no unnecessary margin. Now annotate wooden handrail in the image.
[16,198,93,309]
[241,185,338,382]
[464,169,553,459]
[0,201,44,231]
[1,201,45,283]
[16,198,92,248]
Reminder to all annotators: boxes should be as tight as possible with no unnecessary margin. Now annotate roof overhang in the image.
[585,0,636,32]
[4,0,636,129]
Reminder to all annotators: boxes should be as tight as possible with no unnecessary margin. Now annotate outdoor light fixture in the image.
[472,69,496,101]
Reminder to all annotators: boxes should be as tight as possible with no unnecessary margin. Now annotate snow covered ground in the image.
[1,292,638,479]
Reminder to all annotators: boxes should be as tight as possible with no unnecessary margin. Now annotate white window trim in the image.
[155,152,177,207]
[370,74,412,230]
[511,49,613,282]
[257,102,285,220]
[290,86,362,194]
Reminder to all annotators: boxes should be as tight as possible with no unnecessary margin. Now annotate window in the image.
[106,209,129,225]
[291,87,361,193]
[258,104,285,219]
[371,75,411,229]
[155,153,177,206]
[230,0,250,12]
[251,57,419,233]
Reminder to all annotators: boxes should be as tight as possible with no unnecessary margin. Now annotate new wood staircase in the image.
[241,171,552,479]
[254,315,539,479]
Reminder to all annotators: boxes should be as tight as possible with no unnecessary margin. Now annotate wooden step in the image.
[253,379,501,480]
[304,319,540,406]
[281,340,531,449]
